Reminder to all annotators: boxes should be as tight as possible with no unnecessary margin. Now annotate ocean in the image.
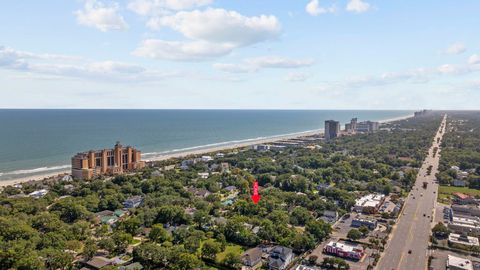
[0,109,413,181]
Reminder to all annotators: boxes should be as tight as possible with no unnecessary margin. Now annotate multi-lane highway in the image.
[376,114,447,270]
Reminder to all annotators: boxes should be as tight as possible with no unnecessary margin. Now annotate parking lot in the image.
[430,248,480,270]
[307,212,387,270]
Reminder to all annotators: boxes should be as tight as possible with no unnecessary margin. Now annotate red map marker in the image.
[251,180,260,204]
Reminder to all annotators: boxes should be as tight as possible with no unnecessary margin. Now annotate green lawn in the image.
[131,238,142,245]
[215,244,244,263]
[437,186,480,203]
[438,186,480,196]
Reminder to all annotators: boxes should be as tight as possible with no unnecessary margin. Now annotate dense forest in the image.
[0,114,443,270]
[436,112,480,188]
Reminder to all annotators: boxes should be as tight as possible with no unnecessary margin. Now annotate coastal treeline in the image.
[0,114,442,270]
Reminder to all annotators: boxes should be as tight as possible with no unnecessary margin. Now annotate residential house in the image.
[201,156,213,162]
[241,247,262,267]
[123,195,143,208]
[187,187,211,198]
[268,246,293,270]
[83,256,112,270]
[198,172,209,179]
[320,210,339,223]
[28,189,48,199]
[224,186,237,193]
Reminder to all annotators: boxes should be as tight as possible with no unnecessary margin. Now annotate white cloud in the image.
[214,56,314,73]
[437,64,471,75]
[316,61,480,93]
[0,45,179,82]
[148,8,281,46]
[468,54,480,65]
[305,0,335,16]
[133,39,235,61]
[213,63,256,73]
[346,0,370,13]
[128,0,213,16]
[135,8,281,61]
[285,72,310,82]
[445,42,466,55]
[75,0,128,32]
[246,56,314,68]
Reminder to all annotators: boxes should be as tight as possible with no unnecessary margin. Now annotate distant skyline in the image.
[0,0,479,109]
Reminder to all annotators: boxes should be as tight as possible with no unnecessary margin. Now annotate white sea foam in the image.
[0,165,71,176]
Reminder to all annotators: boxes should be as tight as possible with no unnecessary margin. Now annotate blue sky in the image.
[0,0,479,109]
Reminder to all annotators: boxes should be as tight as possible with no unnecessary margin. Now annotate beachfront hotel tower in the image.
[325,120,340,140]
[71,142,145,180]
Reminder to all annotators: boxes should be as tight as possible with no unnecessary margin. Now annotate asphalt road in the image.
[376,115,447,270]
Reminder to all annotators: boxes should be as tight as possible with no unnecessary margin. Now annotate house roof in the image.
[271,245,293,257]
[86,256,111,269]
[242,247,262,262]
[95,210,114,217]
[454,192,472,200]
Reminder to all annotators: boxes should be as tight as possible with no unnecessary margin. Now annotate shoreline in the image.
[0,113,413,188]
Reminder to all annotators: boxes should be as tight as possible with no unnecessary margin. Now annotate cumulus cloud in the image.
[134,8,281,61]
[148,8,281,46]
[468,54,480,65]
[128,0,213,16]
[445,42,466,55]
[305,0,335,16]
[214,56,314,73]
[0,45,178,82]
[346,0,370,13]
[75,0,128,32]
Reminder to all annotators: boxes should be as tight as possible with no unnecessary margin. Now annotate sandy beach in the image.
[0,113,413,188]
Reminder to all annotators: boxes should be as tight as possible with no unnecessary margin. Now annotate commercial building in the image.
[452,204,480,218]
[345,118,358,133]
[354,194,385,213]
[345,118,379,133]
[448,216,480,235]
[448,233,480,247]
[325,120,340,140]
[446,255,474,270]
[453,193,476,205]
[351,217,377,230]
[356,121,379,133]
[71,142,145,180]
[323,241,365,261]
[414,110,431,117]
